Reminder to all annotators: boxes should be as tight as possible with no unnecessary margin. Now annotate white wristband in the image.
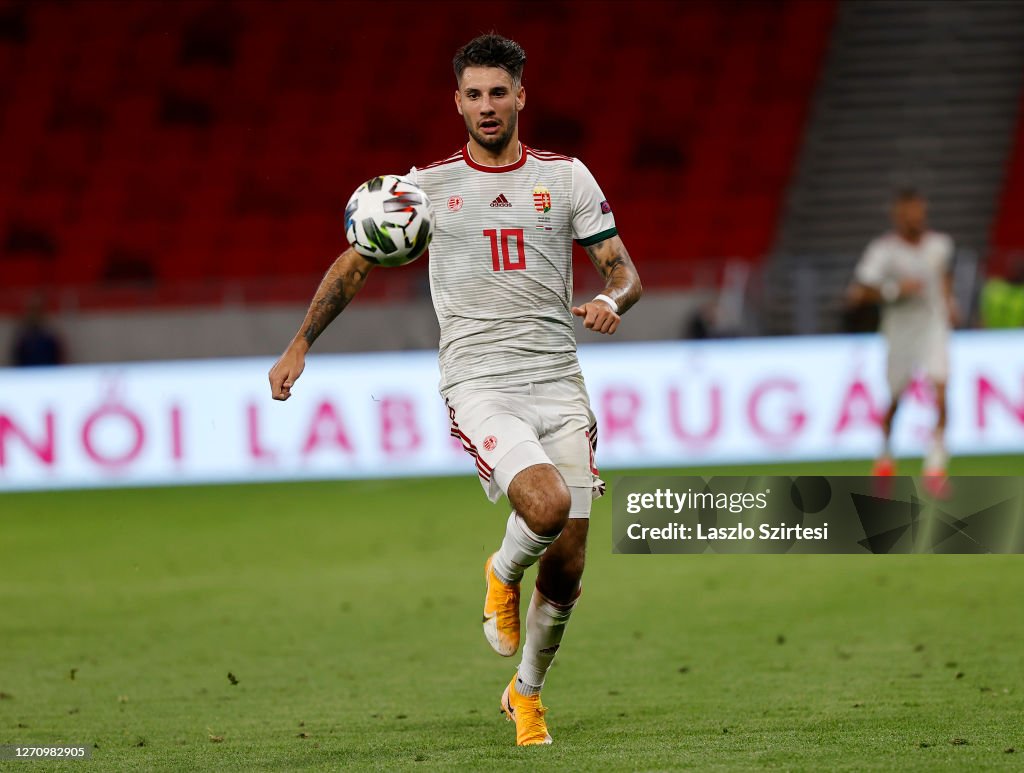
[593,294,619,313]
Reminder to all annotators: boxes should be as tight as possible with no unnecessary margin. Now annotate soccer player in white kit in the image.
[267,34,643,746]
[848,189,958,483]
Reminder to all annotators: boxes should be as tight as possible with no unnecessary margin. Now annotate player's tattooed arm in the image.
[584,234,643,314]
[571,234,643,335]
[268,248,374,400]
[299,249,374,347]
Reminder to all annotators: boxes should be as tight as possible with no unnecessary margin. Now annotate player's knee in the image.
[509,464,571,536]
[552,481,571,516]
[535,484,570,536]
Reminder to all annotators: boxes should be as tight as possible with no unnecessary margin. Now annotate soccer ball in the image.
[344,175,435,267]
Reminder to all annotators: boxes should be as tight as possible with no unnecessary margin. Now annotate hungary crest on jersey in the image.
[533,185,552,213]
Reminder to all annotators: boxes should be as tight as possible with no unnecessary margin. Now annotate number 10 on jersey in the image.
[483,229,526,272]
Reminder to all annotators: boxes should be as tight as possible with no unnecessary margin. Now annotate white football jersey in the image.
[408,143,617,395]
[855,231,953,342]
[855,231,954,389]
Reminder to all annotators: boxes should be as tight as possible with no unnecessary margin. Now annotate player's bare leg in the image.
[535,517,587,604]
[484,463,570,657]
[506,464,572,537]
[924,380,950,494]
[873,398,901,476]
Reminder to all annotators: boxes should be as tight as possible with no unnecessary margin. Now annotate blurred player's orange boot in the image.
[483,554,520,657]
[923,439,950,497]
[923,468,951,498]
[500,675,552,746]
[872,457,896,476]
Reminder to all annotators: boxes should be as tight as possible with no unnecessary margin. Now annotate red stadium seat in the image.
[991,84,1024,277]
[0,0,837,306]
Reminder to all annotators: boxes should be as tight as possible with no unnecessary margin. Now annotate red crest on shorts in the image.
[447,195,463,212]
[483,435,497,452]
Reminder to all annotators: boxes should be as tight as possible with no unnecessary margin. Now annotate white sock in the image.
[515,588,577,696]
[924,433,948,473]
[491,511,558,585]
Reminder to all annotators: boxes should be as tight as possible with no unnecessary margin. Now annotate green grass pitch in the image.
[2,455,1023,771]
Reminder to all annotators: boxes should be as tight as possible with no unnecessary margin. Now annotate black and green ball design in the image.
[344,175,435,267]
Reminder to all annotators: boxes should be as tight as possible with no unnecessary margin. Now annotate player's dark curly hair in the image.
[453,34,527,85]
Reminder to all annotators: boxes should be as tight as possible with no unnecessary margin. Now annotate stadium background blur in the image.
[2,1,1024,769]
[1,0,1022,360]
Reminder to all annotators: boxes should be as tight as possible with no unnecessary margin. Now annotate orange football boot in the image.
[483,554,520,657]
[500,675,552,746]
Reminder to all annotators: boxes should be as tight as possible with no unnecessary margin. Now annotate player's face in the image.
[892,197,927,237]
[455,66,525,152]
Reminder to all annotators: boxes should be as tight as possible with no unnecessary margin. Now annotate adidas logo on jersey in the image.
[489,193,512,208]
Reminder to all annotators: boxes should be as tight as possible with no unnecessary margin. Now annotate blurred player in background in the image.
[848,189,957,484]
[268,34,643,746]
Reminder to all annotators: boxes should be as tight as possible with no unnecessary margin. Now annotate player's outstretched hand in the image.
[268,344,307,401]
[572,299,621,335]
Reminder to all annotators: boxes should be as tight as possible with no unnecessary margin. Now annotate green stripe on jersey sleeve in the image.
[575,227,618,247]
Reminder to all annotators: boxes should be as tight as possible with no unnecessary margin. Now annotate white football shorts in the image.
[887,327,949,395]
[445,374,605,519]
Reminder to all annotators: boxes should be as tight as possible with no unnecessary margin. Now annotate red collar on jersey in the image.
[462,142,528,173]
